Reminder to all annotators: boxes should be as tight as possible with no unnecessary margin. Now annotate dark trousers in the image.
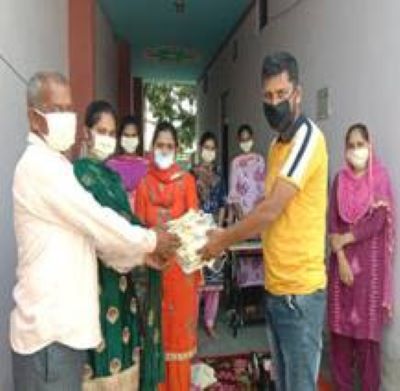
[13,343,85,391]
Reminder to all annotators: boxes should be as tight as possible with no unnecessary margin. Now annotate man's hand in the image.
[198,228,227,261]
[152,229,181,260]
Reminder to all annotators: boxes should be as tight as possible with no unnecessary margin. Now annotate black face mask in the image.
[263,100,296,141]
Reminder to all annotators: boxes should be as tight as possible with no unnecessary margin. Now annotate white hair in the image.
[26,71,68,108]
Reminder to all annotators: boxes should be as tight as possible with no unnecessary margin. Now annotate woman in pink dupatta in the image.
[328,123,395,391]
[107,116,148,210]
[226,125,266,291]
[227,124,265,217]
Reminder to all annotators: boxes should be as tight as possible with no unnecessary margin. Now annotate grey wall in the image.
[0,1,68,389]
[198,0,400,388]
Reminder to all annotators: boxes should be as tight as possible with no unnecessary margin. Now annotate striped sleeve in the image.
[280,121,321,189]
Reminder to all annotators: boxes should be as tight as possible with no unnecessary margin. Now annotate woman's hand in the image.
[337,251,354,286]
[331,234,344,253]
[330,232,355,253]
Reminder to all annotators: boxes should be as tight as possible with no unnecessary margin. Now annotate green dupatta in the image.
[74,158,164,390]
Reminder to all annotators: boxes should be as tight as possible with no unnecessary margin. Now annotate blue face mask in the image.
[154,149,175,169]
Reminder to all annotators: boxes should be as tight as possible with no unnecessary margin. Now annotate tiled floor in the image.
[197,317,267,358]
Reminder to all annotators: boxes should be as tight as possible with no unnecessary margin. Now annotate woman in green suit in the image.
[75,100,164,390]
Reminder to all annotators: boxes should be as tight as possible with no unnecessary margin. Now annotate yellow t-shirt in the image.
[262,117,328,295]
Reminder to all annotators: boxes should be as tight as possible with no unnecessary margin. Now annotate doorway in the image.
[220,90,230,189]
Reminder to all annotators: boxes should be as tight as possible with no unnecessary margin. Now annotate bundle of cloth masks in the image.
[167,209,225,274]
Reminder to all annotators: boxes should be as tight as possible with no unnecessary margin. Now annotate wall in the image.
[0,1,68,389]
[198,0,400,388]
[95,3,118,107]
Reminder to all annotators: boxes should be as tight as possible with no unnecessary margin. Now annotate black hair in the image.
[116,115,141,154]
[345,123,370,145]
[199,132,218,148]
[84,100,116,128]
[237,124,253,138]
[152,121,179,147]
[261,51,299,85]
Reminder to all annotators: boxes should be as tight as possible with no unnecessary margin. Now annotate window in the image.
[259,0,268,30]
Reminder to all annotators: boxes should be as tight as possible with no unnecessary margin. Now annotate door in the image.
[220,91,230,189]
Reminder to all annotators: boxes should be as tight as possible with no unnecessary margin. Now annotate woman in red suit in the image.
[135,121,200,390]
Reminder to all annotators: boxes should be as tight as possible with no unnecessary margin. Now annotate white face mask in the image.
[154,149,175,170]
[35,110,77,152]
[92,133,116,160]
[240,140,254,153]
[121,136,139,154]
[346,147,369,170]
[201,149,216,163]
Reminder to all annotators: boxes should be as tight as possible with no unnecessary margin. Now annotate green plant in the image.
[145,83,197,150]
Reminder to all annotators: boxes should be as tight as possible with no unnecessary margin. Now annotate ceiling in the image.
[98,0,252,82]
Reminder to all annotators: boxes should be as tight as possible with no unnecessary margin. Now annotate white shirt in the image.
[10,133,157,354]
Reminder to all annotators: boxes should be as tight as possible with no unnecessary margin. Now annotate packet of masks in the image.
[191,362,217,389]
[167,209,225,274]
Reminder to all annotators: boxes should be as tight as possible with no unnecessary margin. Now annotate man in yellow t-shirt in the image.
[201,52,328,391]
[263,115,327,295]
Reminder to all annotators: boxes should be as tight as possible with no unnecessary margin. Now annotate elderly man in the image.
[10,71,179,390]
[201,52,328,391]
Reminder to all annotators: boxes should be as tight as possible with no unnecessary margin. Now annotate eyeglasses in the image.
[264,88,296,105]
